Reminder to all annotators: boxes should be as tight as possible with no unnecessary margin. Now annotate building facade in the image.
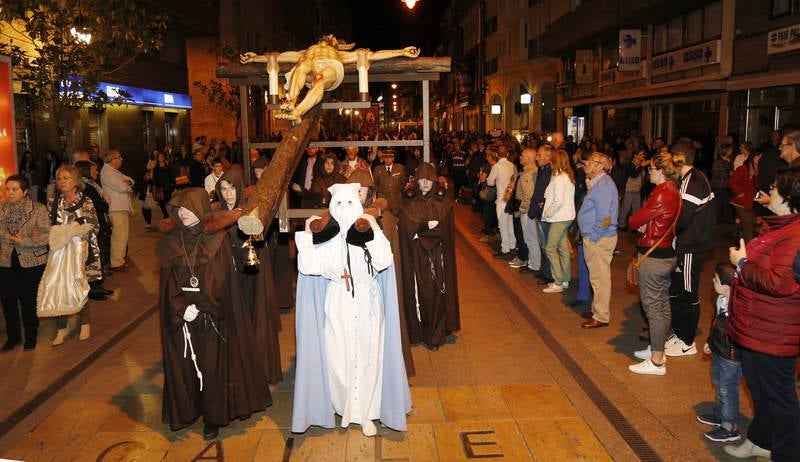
[542,0,800,157]
[437,0,564,136]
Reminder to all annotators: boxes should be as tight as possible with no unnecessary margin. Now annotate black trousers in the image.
[741,348,800,461]
[669,250,706,345]
[0,252,45,344]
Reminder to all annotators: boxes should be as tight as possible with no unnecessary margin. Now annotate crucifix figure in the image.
[341,267,352,292]
[240,35,420,120]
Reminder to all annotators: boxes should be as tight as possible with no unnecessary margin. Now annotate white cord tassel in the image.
[182,323,204,391]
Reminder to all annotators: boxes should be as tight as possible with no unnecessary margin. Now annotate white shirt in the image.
[204,172,222,195]
[486,157,516,204]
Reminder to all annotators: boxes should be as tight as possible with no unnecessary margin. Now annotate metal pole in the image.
[239,84,251,185]
[422,79,431,163]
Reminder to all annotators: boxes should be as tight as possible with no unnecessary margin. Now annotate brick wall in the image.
[186,37,238,146]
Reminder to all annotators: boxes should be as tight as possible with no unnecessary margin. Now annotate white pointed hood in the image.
[328,183,364,234]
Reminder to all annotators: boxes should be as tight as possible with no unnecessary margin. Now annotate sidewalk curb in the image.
[0,302,158,439]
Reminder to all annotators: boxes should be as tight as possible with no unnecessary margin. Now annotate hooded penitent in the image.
[292,181,411,436]
[398,162,461,349]
[309,152,345,208]
[214,167,283,384]
[156,188,271,431]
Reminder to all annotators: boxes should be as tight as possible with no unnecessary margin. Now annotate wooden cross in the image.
[341,267,352,292]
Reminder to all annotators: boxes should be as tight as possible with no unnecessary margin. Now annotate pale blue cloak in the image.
[291,265,412,433]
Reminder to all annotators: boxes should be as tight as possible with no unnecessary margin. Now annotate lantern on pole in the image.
[402,0,418,10]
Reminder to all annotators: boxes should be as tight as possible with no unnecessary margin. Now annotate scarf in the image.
[2,197,32,235]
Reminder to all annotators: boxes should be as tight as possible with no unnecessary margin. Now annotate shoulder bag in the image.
[626,198,682,294]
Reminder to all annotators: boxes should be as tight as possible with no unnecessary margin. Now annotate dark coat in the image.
[727,213,800,357]
[373,163,407,214]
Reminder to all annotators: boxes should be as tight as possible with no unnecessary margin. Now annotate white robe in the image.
[295,230,394,427]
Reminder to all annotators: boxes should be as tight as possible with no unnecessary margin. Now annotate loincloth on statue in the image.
[284,58,345,92]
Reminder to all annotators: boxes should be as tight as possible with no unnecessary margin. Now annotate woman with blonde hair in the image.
[48,165,101,345]
[542,149,576,293]
[628,153,682,375]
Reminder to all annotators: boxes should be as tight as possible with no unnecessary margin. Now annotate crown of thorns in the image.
[320,34,356,51]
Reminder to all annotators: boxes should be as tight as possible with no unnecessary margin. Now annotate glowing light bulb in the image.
[403,0,418,10]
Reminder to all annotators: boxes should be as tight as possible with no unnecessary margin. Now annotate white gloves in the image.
[305,215,322,233]
[183,304,199,322]
[428,220,439,229]
[291,183,302,192]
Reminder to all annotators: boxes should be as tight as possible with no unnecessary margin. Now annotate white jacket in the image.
[487,157,516,204]
[99,165,134,213]
[543,172,576,222]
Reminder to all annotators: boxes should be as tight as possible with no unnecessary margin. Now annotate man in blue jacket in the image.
[577,152,619,328]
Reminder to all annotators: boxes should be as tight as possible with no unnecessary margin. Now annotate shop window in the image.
[601,40,618,70]
[704,2,722,40]
[667,17,684,50]
[653,23,667,54]
[772,0,800,18]
[685,9,703,45]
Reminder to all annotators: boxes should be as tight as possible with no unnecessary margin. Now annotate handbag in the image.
[626,199,682,294]
[141,188,155,210]
[37,225,90,317]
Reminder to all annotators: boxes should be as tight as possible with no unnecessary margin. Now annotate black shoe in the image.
[426,343,440,352]
[203,424,219,440]
[2,339,20,351]
[88,292,108,301]
[99,287,114,296]
[493,251,514,260]
[23,339,36,351]
[567,299,587,307]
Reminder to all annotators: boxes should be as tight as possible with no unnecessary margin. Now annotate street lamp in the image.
[70,0,92,44]
[391,83,397,89]
[402,0,418,10]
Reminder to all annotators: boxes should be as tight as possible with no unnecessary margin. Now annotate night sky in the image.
[347,0,449,55]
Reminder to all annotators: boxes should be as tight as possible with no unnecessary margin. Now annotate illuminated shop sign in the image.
[101,82,192,109]
[0,55,17,193]
[767,23,800,55]
[650,40,720,76]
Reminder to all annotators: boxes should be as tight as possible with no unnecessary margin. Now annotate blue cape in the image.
[291,265,412,433]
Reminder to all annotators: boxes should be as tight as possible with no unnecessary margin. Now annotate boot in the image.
[79,324,91,341]
[52,328,68,346]
[723,439,771,459]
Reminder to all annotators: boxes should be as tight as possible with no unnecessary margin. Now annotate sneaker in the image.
[561,281,569,289]
[705,427,741,443]
[724,439,769,458]
[628,358,666,376]
[79,324,91,341]
[508,257,526,268]
[664,334,680,349]
[542,283,564,294]
[665,337,697,357]
[52,328,67,347]
[634,345,652,360]
[696,413,721,427]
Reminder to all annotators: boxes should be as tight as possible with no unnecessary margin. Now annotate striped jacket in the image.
[675,168,716,253]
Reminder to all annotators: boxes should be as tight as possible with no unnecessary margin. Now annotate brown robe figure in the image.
[398,163,460,350]
[215,167,283,384]
[156,188,271,439]
[309,152,346,208]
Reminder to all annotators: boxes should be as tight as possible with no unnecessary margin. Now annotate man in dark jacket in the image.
[666,145,716,357]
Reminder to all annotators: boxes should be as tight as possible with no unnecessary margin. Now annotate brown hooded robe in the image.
[398,163,460,348]
[156,188,271,431]
[216,167,283,384]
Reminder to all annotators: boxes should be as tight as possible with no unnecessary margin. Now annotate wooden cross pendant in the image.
[341,267,352,292]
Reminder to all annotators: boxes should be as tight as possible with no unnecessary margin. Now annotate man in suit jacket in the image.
[291,146,319,208]
[373,150,406,216]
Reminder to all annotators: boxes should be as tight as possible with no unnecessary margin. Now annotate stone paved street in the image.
[0,207,763,461]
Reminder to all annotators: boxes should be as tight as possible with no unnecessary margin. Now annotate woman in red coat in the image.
[727,151,759,242]
[725,166,800,461]
[626,153,681,376]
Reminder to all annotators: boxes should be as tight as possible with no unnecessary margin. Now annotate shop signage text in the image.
[650,40,720,76]
[618,29,642,72]
[767,23,800,55]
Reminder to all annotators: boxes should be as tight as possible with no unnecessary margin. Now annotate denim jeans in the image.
[712,352,742,430]
[535,219,552,280]
[520,214,541,270]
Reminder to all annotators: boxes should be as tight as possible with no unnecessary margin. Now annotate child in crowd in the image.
[697,262,741,442]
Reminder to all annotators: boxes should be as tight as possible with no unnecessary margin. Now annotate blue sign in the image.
[101,82,192,109]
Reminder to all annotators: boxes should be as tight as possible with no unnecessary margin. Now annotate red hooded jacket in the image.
[727,213,800,357]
